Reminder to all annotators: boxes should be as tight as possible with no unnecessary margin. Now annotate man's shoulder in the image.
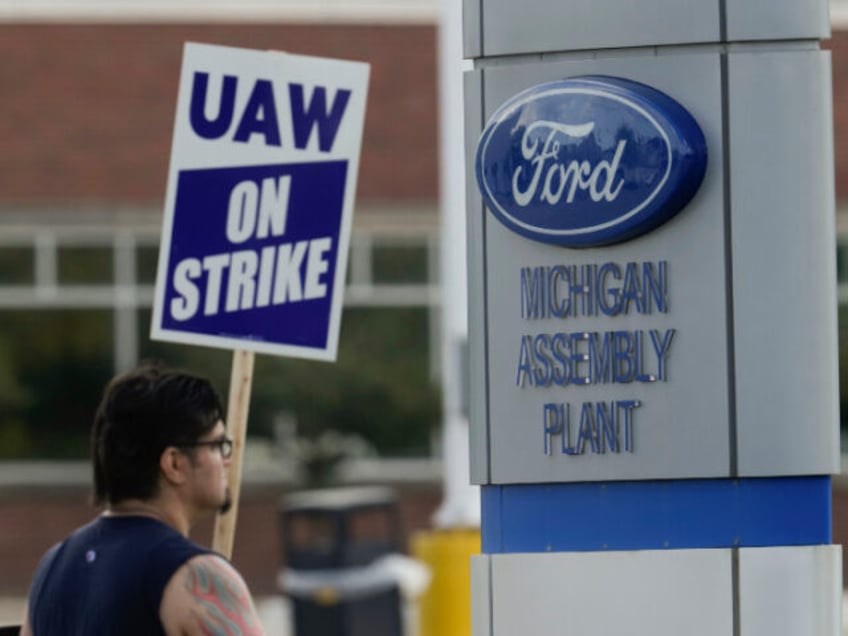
[28,519,101,601]
[160,554,265,635]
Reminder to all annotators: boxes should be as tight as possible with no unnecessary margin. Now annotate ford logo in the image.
[475,76,708,248]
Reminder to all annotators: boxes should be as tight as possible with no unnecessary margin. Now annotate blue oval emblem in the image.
[475,76,707,247]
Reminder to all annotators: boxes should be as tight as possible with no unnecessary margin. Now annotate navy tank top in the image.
[28,515,210,635]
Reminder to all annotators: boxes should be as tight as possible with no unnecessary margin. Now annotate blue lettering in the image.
[560,403,576,454]
[542,401,637,456]
[516,335,534,387]
[520,267,544,319]
[620,262,643,313]
[634,330,655,383]
[190,72,237,139]
[233,79,282,146]
[543,403,577,455]
[289,84,352,152]
[650,328,675,381]
[577,402,598,454]
[643,261,668,313]
[568,265,594,316]
[543,403,561,455]
[596,402,618,453]
[532,334,553,386]
[618,400,640,452]
[549,265,569,318]
[518,329,674,387]
[570,332,591,385]
[550,333,571,386]
[588,331,612,384]
[597,262,621,316]
[518,261,667,319]
[613,331,634,383]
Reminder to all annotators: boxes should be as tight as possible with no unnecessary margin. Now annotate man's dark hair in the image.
[91,363,225,506]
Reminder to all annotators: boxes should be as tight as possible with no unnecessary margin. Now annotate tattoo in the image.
[184,557,263,635]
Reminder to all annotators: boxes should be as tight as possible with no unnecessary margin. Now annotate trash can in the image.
[278,486,405,636]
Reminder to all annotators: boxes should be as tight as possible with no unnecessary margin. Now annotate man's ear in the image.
[160,447,189,486]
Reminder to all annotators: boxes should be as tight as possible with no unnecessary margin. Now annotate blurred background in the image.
[2,0,848,633]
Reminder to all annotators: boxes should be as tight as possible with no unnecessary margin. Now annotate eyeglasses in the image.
[176,437,233,459]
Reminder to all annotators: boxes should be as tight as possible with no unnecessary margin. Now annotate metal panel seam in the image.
[481,68,492,484]
[720,51,738,477]
[478,0,484,59]
[732,547,740,636]
[487,556,494,636]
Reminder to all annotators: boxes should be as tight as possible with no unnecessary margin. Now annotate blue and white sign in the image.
[475,76,707,247]
[151,43,369,360]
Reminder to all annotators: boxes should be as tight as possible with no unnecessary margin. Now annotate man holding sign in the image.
[149,44,369,559]
[21,41,370,636]
[21,363,265,635]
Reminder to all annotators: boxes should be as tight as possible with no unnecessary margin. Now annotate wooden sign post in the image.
[213,349,255,558]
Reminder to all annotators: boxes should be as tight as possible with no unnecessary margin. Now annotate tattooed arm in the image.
[160,553,266,636]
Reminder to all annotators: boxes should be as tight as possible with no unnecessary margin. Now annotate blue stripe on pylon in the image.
[481,476,831,553]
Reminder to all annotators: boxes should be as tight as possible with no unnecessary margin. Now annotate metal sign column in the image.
[464,2,841,634]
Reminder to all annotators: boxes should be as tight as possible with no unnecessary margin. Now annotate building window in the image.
[0,246,34,285]
[0,216,441,460]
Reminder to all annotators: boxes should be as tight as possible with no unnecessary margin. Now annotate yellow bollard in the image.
[411,528,481,636]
